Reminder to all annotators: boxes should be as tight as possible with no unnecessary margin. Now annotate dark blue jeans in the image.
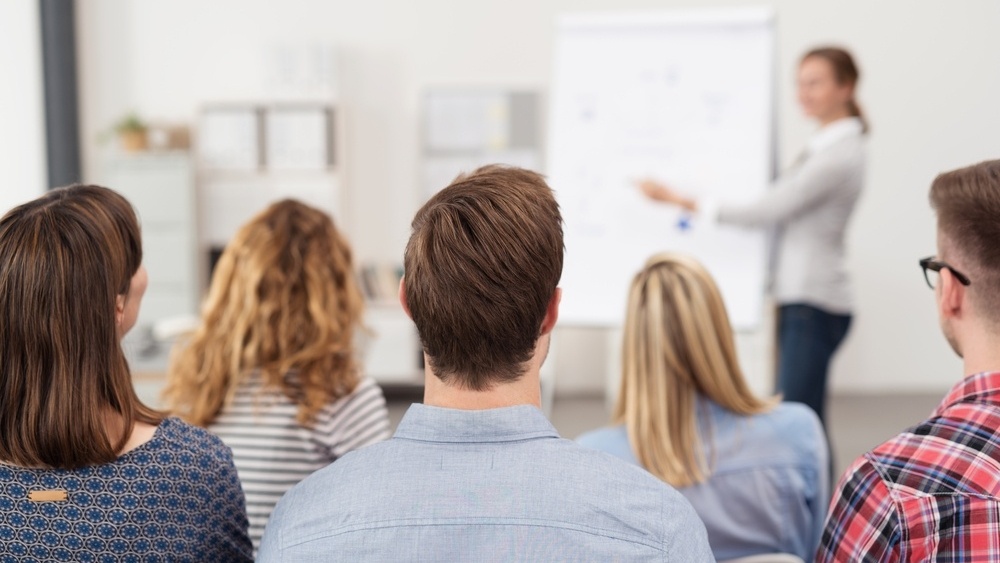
[777,303,852,426]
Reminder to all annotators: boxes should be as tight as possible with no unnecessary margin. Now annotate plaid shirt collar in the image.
[932,371,1000,418]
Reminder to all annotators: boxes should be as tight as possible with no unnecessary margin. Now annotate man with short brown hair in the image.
[403,165,564,392]
[258,165,713,561]
[818,159,1000,561]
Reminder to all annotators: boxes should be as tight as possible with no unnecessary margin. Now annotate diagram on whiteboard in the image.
[548,9,775,329]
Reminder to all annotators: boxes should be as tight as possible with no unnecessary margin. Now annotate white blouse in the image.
[707,117,867,313]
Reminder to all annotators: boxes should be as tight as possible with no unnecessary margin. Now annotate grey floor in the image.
[387,392,944,478]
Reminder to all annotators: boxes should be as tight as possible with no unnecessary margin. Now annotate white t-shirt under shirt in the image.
[209,374,391,551]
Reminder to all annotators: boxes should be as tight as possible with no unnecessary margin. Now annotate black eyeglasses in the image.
[919,256,972,289]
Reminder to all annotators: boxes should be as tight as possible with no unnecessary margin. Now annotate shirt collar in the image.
[933,371,1000,417]
[393,403,561,443]
[806,116,864,155]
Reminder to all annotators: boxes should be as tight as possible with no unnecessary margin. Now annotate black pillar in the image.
[39,0,81,188]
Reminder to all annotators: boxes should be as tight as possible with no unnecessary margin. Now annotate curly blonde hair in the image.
[164,199,365,427]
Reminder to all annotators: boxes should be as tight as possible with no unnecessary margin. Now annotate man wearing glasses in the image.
[817,159,1000,561]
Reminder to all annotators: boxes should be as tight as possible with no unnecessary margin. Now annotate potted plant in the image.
[114,112,148,152]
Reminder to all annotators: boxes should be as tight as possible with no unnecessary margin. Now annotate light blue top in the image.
[258,403,713,562]
[577,400,828,562]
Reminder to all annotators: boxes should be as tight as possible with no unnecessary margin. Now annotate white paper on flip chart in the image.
[547,8,775,330]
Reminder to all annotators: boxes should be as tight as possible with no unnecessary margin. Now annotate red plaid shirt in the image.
[817,371,1000,562]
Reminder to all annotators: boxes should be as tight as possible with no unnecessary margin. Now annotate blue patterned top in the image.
[0,417,253,562]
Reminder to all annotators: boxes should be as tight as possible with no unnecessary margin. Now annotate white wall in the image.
[1,0,46,213]
[76,0,1000,395]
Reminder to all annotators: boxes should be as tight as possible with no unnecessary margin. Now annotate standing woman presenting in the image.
[639,47,867,427]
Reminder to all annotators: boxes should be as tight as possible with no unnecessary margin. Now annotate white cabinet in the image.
[360,302,423,385]
[421,90,542,198]
[196,104,344,249]
[199,170,341,248]
[101,152,199,331]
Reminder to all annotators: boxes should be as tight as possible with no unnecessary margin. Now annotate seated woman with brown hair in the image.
[0,185,252,561]
[578,253,828,561]
[164,199,390,551]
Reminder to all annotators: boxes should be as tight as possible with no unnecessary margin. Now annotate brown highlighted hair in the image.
[615,253,778,487]
[164,199,365,427]
[404,165,563,390]
[803,46,868,133]
[0,185,162,469]
[930,159,1000,322]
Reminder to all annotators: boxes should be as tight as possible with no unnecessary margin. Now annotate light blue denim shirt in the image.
[577,400,828,562]
[258,403,713,562]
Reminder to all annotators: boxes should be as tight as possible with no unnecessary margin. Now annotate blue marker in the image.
[677,213,692,232]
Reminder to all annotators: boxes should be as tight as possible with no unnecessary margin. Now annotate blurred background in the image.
[3,0,1000,474]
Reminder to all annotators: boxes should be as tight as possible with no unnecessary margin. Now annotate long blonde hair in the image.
[164,199,365,427]
[614,253,778,487]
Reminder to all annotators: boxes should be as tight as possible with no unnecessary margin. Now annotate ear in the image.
[938,267,966,322]
[115,293,127,327]
[539,288,561,336]
[398,276,412,319]
[839,81,854,99]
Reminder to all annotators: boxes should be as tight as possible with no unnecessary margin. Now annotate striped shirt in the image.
[818,371,1000,562]
[209,375,391,551]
